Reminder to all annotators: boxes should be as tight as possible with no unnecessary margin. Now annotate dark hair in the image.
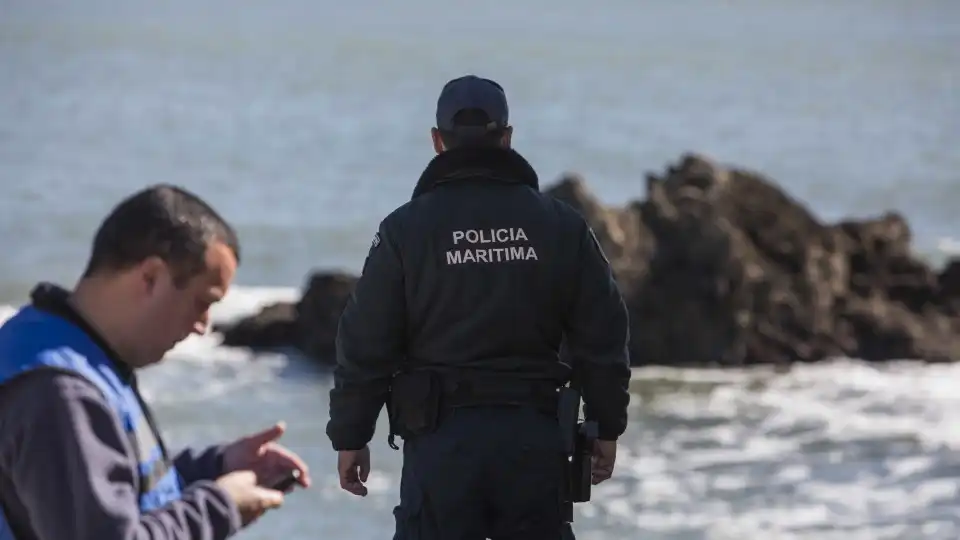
[82,184,241,287]
[438,108,506,149]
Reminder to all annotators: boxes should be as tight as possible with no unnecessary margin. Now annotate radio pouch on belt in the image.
[388,371,442,448]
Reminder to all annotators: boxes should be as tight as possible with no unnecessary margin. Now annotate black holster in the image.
[387,371,443,449]
[558,385,598,527]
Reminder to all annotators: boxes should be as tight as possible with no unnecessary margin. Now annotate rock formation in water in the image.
[214,153,960,367]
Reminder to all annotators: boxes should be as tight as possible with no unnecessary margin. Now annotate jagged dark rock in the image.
[215,153,960,366]
[215,272,357,362]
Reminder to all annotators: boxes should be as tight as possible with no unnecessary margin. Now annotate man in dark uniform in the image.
[326,75,632,540]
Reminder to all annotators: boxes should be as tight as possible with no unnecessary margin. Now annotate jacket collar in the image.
[29,282,135,381]
[411,146,540,199]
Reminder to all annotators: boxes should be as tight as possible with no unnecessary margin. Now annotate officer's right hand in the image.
[215,470,285,527]
[591,440,617,485]
[337,445,371,497]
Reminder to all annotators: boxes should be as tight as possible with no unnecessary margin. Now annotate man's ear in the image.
[134,256,166,295]
[431,127,445,154]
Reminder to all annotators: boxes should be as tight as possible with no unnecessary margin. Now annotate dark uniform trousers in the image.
[392,405,575,540]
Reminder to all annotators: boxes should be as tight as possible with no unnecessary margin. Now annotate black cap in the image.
[435,75,509,135]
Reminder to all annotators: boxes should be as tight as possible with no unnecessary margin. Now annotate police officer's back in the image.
[326,75,632,540]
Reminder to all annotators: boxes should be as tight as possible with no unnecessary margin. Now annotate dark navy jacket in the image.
[326,147,631,451]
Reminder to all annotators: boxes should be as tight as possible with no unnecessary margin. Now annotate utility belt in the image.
[386,368,597,519]
[386,370,559,449]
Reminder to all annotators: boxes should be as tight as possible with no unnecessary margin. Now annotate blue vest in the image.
[0,305,183,537]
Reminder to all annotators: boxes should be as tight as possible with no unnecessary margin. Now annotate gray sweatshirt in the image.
[0,370,242,540]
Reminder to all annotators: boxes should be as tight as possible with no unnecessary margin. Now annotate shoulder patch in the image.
[371,232,381,249]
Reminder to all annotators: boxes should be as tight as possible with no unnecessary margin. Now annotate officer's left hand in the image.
[221,421,312,490]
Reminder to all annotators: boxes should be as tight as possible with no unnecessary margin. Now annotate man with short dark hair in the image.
[0,184,311,540]
[326,75,632,539]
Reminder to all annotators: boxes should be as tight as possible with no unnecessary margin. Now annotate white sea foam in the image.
[937,237,960,255]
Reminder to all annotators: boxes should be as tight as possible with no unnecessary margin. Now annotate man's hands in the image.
[215,470,284,527]
[214,421,312,528]
[591,439,617,485]
[331,438,612,505]
[337,445,371,497]
[221,421,312,490]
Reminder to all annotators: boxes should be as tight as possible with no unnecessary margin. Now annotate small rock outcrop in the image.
[215,153,960,366]
[216,272,357,361]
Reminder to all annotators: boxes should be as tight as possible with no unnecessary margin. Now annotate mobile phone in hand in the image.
[271,469,302,492]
